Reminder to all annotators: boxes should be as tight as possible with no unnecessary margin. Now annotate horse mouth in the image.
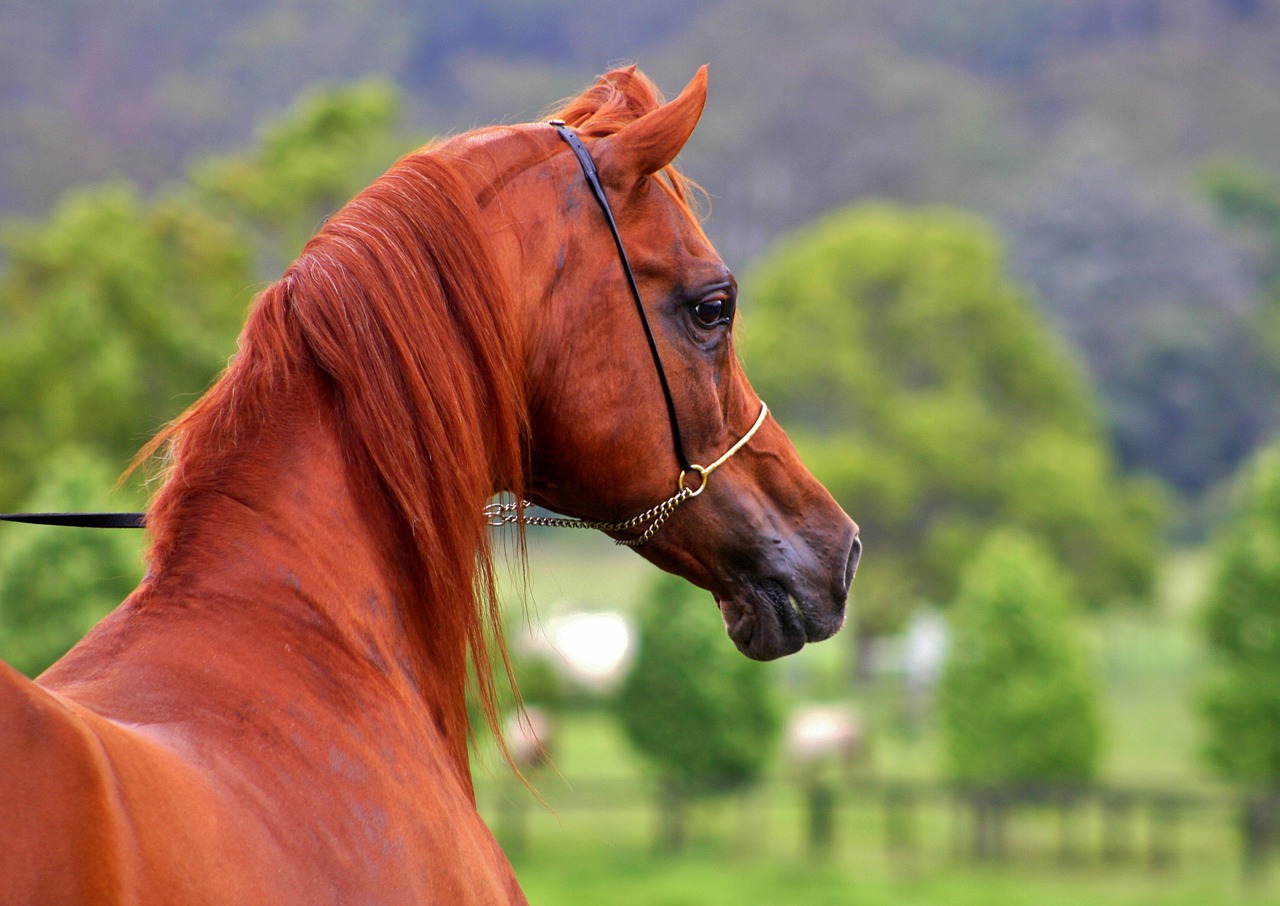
[715,578,845,661]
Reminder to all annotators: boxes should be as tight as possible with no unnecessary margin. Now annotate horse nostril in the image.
[844,535,862,589]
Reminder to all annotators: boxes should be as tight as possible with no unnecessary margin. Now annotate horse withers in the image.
[0,66,858,904]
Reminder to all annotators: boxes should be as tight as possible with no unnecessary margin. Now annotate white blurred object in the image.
[904,609,949,688]
[522,609,634,691]
[903,609,950,729]
[785,704,863,768]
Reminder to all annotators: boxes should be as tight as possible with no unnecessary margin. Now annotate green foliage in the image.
[1200,442,1280,784]
[743,203,1165,630]
[0,82,415,508]
[0,82,416,671]
[616,572,781,793]
[937,530,1102,784]
[0,448,144,676]
[191,80,407,270]
[0,183,255,504]
[511,652,566,711]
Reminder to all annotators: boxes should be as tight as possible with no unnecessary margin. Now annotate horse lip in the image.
[717,578,837,661]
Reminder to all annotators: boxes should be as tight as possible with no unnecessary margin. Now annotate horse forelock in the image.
[548,65,664,136]
[137,149,526,749]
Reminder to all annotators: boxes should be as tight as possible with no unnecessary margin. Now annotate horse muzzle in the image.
[715,520,860,661]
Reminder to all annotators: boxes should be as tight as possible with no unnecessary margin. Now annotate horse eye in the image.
[693,297,729,327]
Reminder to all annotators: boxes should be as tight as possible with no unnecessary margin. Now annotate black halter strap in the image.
[550,121,692,474]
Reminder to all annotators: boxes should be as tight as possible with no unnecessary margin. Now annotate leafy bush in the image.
[616,571,781,794]
[0,447,144,676]
[1200,442,1280,784]
[938,530,1102,785]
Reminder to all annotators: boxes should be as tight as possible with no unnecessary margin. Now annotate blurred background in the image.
[4,1,1280,903]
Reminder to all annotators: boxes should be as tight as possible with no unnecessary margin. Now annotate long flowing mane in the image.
[135,153,525,737]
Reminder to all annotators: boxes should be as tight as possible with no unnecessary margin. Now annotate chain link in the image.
[486,401,767,547]
[483,484,696,547]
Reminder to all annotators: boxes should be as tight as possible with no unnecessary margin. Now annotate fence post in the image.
[883,783,918,871]
[804,777,836,858]
[969,788,1008,864]
[1056,787,1082,867]
[1101,790,1134,864]
[1241,792,1279,882]
[1146,794,1181,872]
[656,780,688,853]
[494,786,530,862]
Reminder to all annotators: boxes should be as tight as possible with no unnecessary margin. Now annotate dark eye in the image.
[693,295,733,328]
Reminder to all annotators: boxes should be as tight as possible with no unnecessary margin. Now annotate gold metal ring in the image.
[678,465,709,497]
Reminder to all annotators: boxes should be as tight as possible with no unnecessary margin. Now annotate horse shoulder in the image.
[0,661,140,904]
[0,662,280,905]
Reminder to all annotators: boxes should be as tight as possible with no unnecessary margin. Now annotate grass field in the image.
[477,532,1278,905]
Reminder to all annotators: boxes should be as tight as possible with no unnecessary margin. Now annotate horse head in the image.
[458,67,860,660]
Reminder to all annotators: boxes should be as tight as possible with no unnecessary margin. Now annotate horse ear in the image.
[598,66,708,185]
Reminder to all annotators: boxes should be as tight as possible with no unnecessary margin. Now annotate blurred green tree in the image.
[0,447,145,676]
[743,203,1165,643]
[616,572,781,851]
[191,80,407,273]
[0,82,414,671]
[0,183,254,505]
[937,530,1102,785]
[1200,443,1280,784]
[0,81,414,508]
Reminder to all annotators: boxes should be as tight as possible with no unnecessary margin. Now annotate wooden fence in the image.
[483,774,1280,880]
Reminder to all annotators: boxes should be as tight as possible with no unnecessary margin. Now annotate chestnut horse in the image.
[0,67,858,904]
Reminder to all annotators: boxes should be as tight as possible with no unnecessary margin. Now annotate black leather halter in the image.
[549,121,691,473]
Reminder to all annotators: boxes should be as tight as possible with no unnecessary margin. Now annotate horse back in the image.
[1,657,528,904]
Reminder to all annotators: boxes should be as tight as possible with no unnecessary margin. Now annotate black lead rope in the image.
[1,124,692,532]
[0,511,145,528]
[550,121,692,474]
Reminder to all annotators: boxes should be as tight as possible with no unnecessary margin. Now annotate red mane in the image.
[136,153,526,741]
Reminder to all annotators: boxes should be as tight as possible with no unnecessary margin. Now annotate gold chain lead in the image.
[484,401,768,547]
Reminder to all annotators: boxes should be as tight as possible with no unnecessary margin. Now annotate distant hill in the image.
[6,0,1280,258]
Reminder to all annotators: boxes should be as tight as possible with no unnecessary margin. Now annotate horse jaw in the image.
[633,436,861,662]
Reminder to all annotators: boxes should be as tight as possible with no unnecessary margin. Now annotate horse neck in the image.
[83,372,480,780]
